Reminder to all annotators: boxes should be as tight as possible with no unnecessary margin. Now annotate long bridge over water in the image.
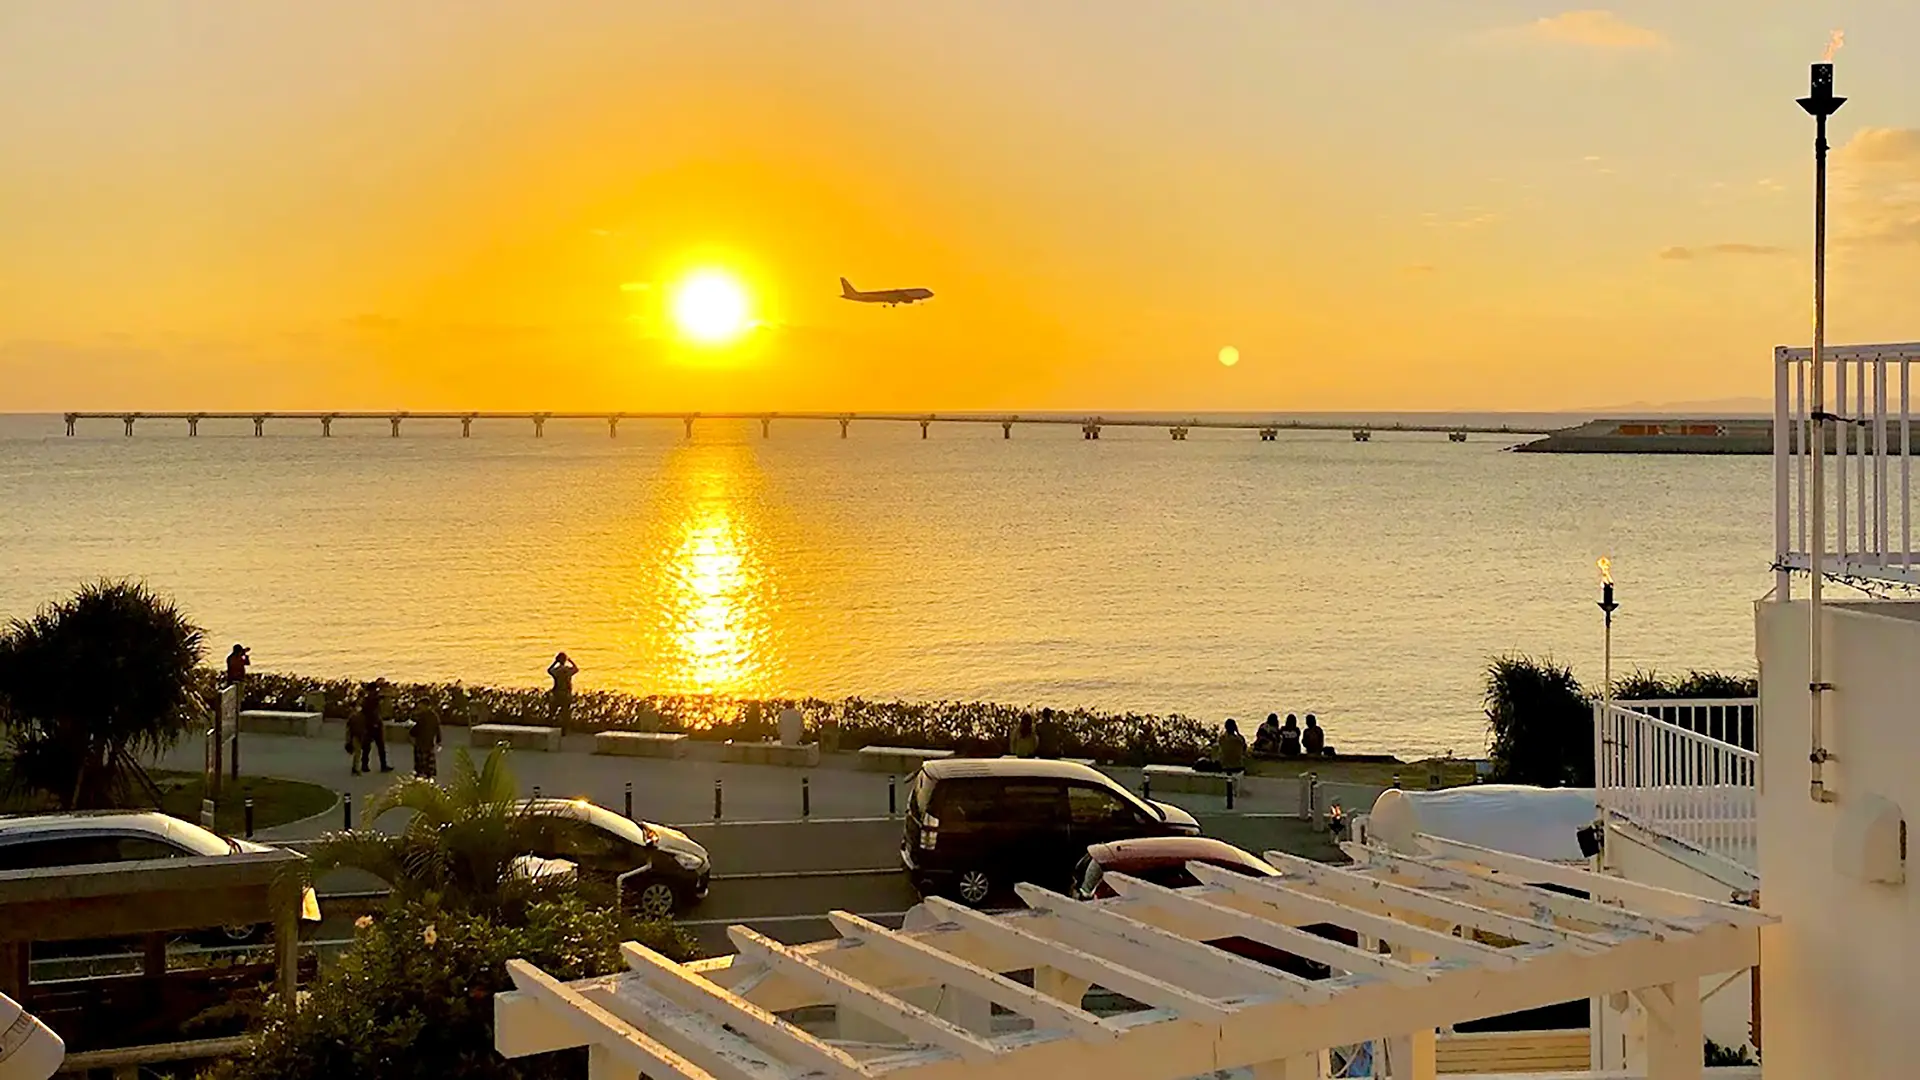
[63,410,1556,443]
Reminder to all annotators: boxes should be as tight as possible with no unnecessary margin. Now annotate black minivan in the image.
[901,759,1201,907]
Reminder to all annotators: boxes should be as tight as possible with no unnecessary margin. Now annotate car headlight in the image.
[672,851,706,871]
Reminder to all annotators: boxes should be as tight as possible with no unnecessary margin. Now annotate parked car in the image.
[1071,835,1359,980]
[521,798,710,918]
[901,758,1201,907]
[0,811,321,945]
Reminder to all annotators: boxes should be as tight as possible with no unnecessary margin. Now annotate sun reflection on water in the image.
[650,446,781,699]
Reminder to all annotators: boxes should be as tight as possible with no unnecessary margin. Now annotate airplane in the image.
[840,277,933,307]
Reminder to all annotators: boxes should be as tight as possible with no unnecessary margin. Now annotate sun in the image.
[670,270,752,345]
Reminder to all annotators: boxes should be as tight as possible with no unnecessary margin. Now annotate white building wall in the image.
[1755,600,1920,1079]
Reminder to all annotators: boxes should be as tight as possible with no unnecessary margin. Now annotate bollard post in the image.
[802,776,811,819]
[230,732,240,780]
[1225,775,1236,810]
[1305,772,1319,822]
[244,798,255,839]
[624,781,634,820]
[531,785,541,800]
[713,779,723,821]
[888,775,897,816]
[1392,773,1402,790]
[343,793,353,830]
[1142,773,1152,802]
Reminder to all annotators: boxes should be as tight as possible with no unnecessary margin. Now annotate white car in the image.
[0,810,322,943]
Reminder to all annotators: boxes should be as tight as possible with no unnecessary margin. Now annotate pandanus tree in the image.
[305,748,550,915]
[1484,655,1593,788]
[0,580,206,809]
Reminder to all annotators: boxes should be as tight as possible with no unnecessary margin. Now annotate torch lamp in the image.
[1800,61,1844,803]
[1597,559,1618,710]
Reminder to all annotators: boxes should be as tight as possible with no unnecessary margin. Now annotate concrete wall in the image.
[1755,600,1920,1079]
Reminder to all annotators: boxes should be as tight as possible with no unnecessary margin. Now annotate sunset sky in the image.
[4,2,1919,413]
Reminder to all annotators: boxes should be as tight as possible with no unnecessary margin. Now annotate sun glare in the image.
[670,270,752,345]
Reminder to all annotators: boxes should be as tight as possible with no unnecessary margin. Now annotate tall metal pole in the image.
[1799,64,1844,803]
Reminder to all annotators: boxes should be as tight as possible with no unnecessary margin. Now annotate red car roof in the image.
[1084,835,1276,876]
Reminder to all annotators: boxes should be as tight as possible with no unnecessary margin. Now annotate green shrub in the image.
[1612,669,1757,700]
[1484,655,1592,787]
[205,893,694,1080]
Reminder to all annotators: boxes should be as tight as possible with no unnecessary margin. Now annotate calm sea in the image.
[0,412,1772,756]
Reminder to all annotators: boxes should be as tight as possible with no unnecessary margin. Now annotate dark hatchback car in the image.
[1073,835,1359,980]
[902,759,1201,907]
[522,799,711,919]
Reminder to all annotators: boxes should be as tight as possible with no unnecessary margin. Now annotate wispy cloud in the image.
[1835,128,1920,246]
[1402,264,1438,275]
[1659,243,1789,261]
[1421,209,1500,230]
[1491,10,1669,50]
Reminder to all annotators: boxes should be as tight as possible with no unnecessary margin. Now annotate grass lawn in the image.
[1,760,336,834]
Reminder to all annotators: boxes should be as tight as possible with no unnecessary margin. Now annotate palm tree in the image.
[0,580,206,809]
[1484,655,1592,788]
[306,748,551,915]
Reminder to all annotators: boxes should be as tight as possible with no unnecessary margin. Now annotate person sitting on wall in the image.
[1278,714,1303,758]
[1302,713,1327,756]
[1253,713,1281,756]
[1010,715,1039,758]
[1216,718,1248,775]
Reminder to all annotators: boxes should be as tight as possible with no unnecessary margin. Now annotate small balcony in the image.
[1594,699,1758,875]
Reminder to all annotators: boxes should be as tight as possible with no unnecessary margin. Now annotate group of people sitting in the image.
[1252,712,1327,759]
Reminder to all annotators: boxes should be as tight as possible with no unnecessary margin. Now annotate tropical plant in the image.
[1612,669,1758,701]
[305,747,548,917]
[1704,1037,1758,1066]
[204,892,695,1080]
[1484,655,1592,787]
[0,580,207,809]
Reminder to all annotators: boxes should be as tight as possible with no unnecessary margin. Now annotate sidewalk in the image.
[152,724,1365,841]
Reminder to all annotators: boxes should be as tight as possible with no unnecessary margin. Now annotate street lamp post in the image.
[1799,62,1845,804]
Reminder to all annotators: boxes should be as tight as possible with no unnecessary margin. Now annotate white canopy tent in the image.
[496,834,1772,1080]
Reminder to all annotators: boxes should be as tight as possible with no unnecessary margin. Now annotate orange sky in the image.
[3,3,1918,412]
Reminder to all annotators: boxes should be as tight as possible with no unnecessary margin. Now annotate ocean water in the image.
[0,412,1773,756]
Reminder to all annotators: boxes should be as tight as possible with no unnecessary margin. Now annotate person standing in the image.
[224,644,250,689]
[411,701,442,779]
[547,652,579,726]
[355,680,392,774]
[347,684,372,777]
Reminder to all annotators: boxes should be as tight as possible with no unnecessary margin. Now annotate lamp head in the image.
[1799,63,1846,117]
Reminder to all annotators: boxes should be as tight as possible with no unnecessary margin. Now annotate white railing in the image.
[1595,700,1758,870]
[1775,341,1920,593]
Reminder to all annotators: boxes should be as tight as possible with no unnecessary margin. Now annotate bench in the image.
[1142,764,1236,797]
[594,731,689,759]
[723,740,820,768]
[467,723,563,753]
[237,710,324,738]
[1434,1028,1589,1074]
[857,746,954,774]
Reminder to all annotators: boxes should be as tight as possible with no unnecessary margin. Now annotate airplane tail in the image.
[840,277,857,298]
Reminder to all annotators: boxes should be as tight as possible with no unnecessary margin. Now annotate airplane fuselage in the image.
[840,278,933,306]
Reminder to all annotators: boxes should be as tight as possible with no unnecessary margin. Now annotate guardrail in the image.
[1595,701,1758,870]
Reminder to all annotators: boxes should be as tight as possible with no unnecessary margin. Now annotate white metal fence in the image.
[1594,700,1758,869]
[1775,341,1920,592]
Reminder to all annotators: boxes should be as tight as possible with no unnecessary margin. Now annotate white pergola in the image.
[496,834,1774,1080]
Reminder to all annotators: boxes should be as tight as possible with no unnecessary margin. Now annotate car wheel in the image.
[629,880,679,920]
[953,869,993,908]
[205,923,265,947]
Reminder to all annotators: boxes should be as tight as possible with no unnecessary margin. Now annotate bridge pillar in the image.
[1352,429,1371,442]
[389,415,402,438]
[123,415,136,437]
[1449,430,1467,443]
[1002,421,1012,439]
[64,414,76,436]
[187,416,200,437]
[252,416,265,437]
[608,416,619,438]
[1170,426,1188,441]
[839,418,850,439]
[920,419,930,439]
[761,417,771,439]
[1259,428,1277,441]
[1082,423,1102,440]
[321,416,333,437]
[683,416,695,440]
[533,415,546,438]
[460,416,472,438]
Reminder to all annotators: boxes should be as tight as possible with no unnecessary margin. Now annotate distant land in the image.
[1561,397,1771,416]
